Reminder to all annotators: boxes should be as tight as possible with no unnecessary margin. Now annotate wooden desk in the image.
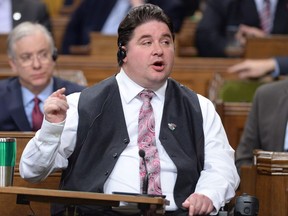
[0,132,169,215]
[240,150,288,216]
[0,187,169,215]
[256,150,288,216]
[244,35,288,59]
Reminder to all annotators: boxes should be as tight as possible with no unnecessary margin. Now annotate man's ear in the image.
[8,58,18,73]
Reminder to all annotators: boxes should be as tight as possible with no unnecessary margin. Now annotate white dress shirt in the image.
[20,69,240,213]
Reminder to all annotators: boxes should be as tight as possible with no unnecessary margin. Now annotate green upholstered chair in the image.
[219,80,263,102]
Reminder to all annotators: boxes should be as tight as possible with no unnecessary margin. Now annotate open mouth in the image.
[152,61,165,71]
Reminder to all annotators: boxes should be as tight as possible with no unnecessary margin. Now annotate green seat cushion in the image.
[219,80,263,102]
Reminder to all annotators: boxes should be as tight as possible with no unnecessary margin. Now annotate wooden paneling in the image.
[51,16,70,52]
[239,151,288,216]
[215,102,251,150]
[0,34,8,55]
[253,150,288,216]
[175,17,198,57]
[90,32,118,56]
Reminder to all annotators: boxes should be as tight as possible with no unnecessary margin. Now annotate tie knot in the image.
[139,90,154,102]
[34,97,41,104]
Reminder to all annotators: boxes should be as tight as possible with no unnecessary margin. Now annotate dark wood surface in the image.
[244,35,288,59]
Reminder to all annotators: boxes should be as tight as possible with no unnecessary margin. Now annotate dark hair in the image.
[117,3,175,66]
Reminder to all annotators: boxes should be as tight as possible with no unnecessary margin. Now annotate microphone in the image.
[139,149,149,195]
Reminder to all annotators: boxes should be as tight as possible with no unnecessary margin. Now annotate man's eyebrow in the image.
[137,33,172,41]
[138,34,152,41]
[19,48,48,55]
[162,33,173,39]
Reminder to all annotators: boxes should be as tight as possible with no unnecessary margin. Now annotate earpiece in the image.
[52,48,58,62]
[117,43,126,65]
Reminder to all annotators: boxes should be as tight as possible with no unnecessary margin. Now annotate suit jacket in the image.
[277,56,288,75]
[60,0,194,54]
[195,0,288,57]
[12,0,52,32]
[0,76,85,131]
[235,79,288,171]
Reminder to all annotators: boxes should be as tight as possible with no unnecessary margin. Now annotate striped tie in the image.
[260,0,271,34]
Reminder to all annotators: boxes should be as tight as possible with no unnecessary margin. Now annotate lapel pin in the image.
[168,123,177,131]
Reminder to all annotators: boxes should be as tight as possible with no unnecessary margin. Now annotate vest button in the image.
[123,138,129,144]
[113,153,118,158]
[105,171,109,176]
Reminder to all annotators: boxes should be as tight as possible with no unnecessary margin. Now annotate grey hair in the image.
[7,22,54,59]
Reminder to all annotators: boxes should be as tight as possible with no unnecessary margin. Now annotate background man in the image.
[0,22,85,131]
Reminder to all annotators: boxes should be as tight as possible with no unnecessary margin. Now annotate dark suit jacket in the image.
[12,0,52,32]
[0,76,85,131]
[277,57,288,75]
[61,0,195,54]
[195,0,288,57]
[235,79,288,172]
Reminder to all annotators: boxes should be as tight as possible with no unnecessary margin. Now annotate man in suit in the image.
[236,79,288,173]
[61,0,198,54]
[0,21,85,131]
[0,0,52,33]
[20,4,239,216]
[195,0,288,57]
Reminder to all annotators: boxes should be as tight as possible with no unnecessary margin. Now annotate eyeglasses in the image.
[16,50,52,67]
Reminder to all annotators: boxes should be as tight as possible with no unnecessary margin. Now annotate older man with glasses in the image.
[0,21,85,131]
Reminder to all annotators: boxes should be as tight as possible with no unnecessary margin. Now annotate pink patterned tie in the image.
[260,0,271,34]
[32,97,43,131]
[138,90,162,195]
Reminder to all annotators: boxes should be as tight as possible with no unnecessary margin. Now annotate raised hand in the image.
[236,24,266,46]
[43,88,69,123]
[227,59,275,79]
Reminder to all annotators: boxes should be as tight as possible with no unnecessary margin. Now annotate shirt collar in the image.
[22,78,54,106]
[116,68,167,104]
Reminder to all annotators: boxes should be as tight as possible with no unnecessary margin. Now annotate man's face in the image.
[122,20,175,90]
[9,30,55,94]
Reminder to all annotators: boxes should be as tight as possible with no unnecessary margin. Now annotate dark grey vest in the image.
[52,76,204,214]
